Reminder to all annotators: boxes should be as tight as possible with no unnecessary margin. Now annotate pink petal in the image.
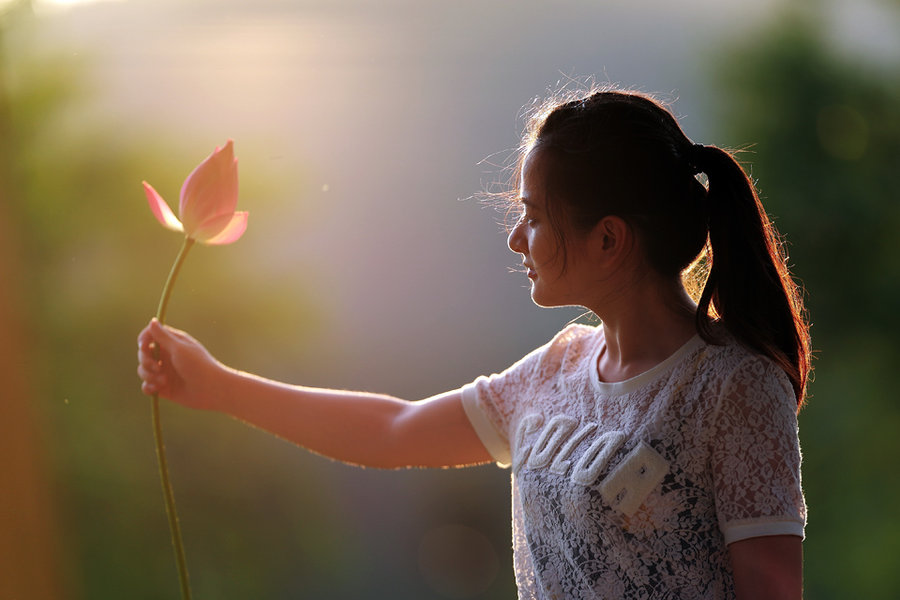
[179,140,239,237]
[143,181,184,232]
[201,211,248,245]
[189,212,233,241]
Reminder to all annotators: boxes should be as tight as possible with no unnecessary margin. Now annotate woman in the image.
[138,89,810,599]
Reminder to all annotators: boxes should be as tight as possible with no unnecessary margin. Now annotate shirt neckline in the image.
[588,331,705,396]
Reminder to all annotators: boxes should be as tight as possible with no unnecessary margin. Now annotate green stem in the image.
[152,236,195,600]
[157,237,195,323]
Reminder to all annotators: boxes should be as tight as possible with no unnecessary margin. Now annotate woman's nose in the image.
[508,219,525,254]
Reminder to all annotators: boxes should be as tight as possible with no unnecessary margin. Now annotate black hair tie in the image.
[688,143,705,175]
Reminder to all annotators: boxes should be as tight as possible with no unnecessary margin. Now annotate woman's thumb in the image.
[150,319,195,347]
[150,318,174,342]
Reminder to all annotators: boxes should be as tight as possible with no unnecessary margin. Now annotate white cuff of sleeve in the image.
[722,518,805,545]
[461,379,511,468]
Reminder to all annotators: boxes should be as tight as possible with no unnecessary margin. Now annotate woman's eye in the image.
[513,205,537,227]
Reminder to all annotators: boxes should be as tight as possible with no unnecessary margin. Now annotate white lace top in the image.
[462,324,805,600]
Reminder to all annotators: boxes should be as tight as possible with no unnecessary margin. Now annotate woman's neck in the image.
[592,275,698,383]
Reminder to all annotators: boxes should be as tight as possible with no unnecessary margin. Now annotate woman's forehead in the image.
[519,147,549,196]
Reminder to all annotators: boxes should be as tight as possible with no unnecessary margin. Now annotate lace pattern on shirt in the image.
[466,325,805,600]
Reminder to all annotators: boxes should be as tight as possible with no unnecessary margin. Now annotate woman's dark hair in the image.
[515,88,811,408]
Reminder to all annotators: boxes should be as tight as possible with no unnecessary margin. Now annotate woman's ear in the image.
[590,215,633,261]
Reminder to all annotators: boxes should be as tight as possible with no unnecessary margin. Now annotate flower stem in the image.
[152,236,195,600]
[157,237,196,323]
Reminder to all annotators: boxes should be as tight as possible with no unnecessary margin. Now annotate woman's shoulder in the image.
[521,323,602,374]
[697,329,794,399]
[553,322,601,343]
[546,323,603,356]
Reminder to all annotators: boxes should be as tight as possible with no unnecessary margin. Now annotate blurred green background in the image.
[1,0,898,598]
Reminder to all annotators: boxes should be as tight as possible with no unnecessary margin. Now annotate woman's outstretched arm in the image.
[137,319,493,469]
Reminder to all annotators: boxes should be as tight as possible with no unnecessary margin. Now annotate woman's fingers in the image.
[137,319,176,396]
[137,339,161,376]
[138,360,164,395]
[138,367,164,395]
[137,350,160,376]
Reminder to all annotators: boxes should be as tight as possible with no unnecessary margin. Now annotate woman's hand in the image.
[137,318,225,410]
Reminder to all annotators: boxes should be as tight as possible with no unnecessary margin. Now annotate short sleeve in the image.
[460,328,580,468]
[462,378,512,467]
[709,356,806,545]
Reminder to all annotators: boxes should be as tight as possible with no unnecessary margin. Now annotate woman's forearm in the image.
[212,368,413,467]
[210,367,489,469]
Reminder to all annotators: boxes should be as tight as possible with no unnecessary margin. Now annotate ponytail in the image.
[693,145,811,408]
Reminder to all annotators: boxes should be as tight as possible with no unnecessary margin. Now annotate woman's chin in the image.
[530,289,557,308]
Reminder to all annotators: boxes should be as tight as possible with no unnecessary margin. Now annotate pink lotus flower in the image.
[141,139,249,599]
[143,139,248,244]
